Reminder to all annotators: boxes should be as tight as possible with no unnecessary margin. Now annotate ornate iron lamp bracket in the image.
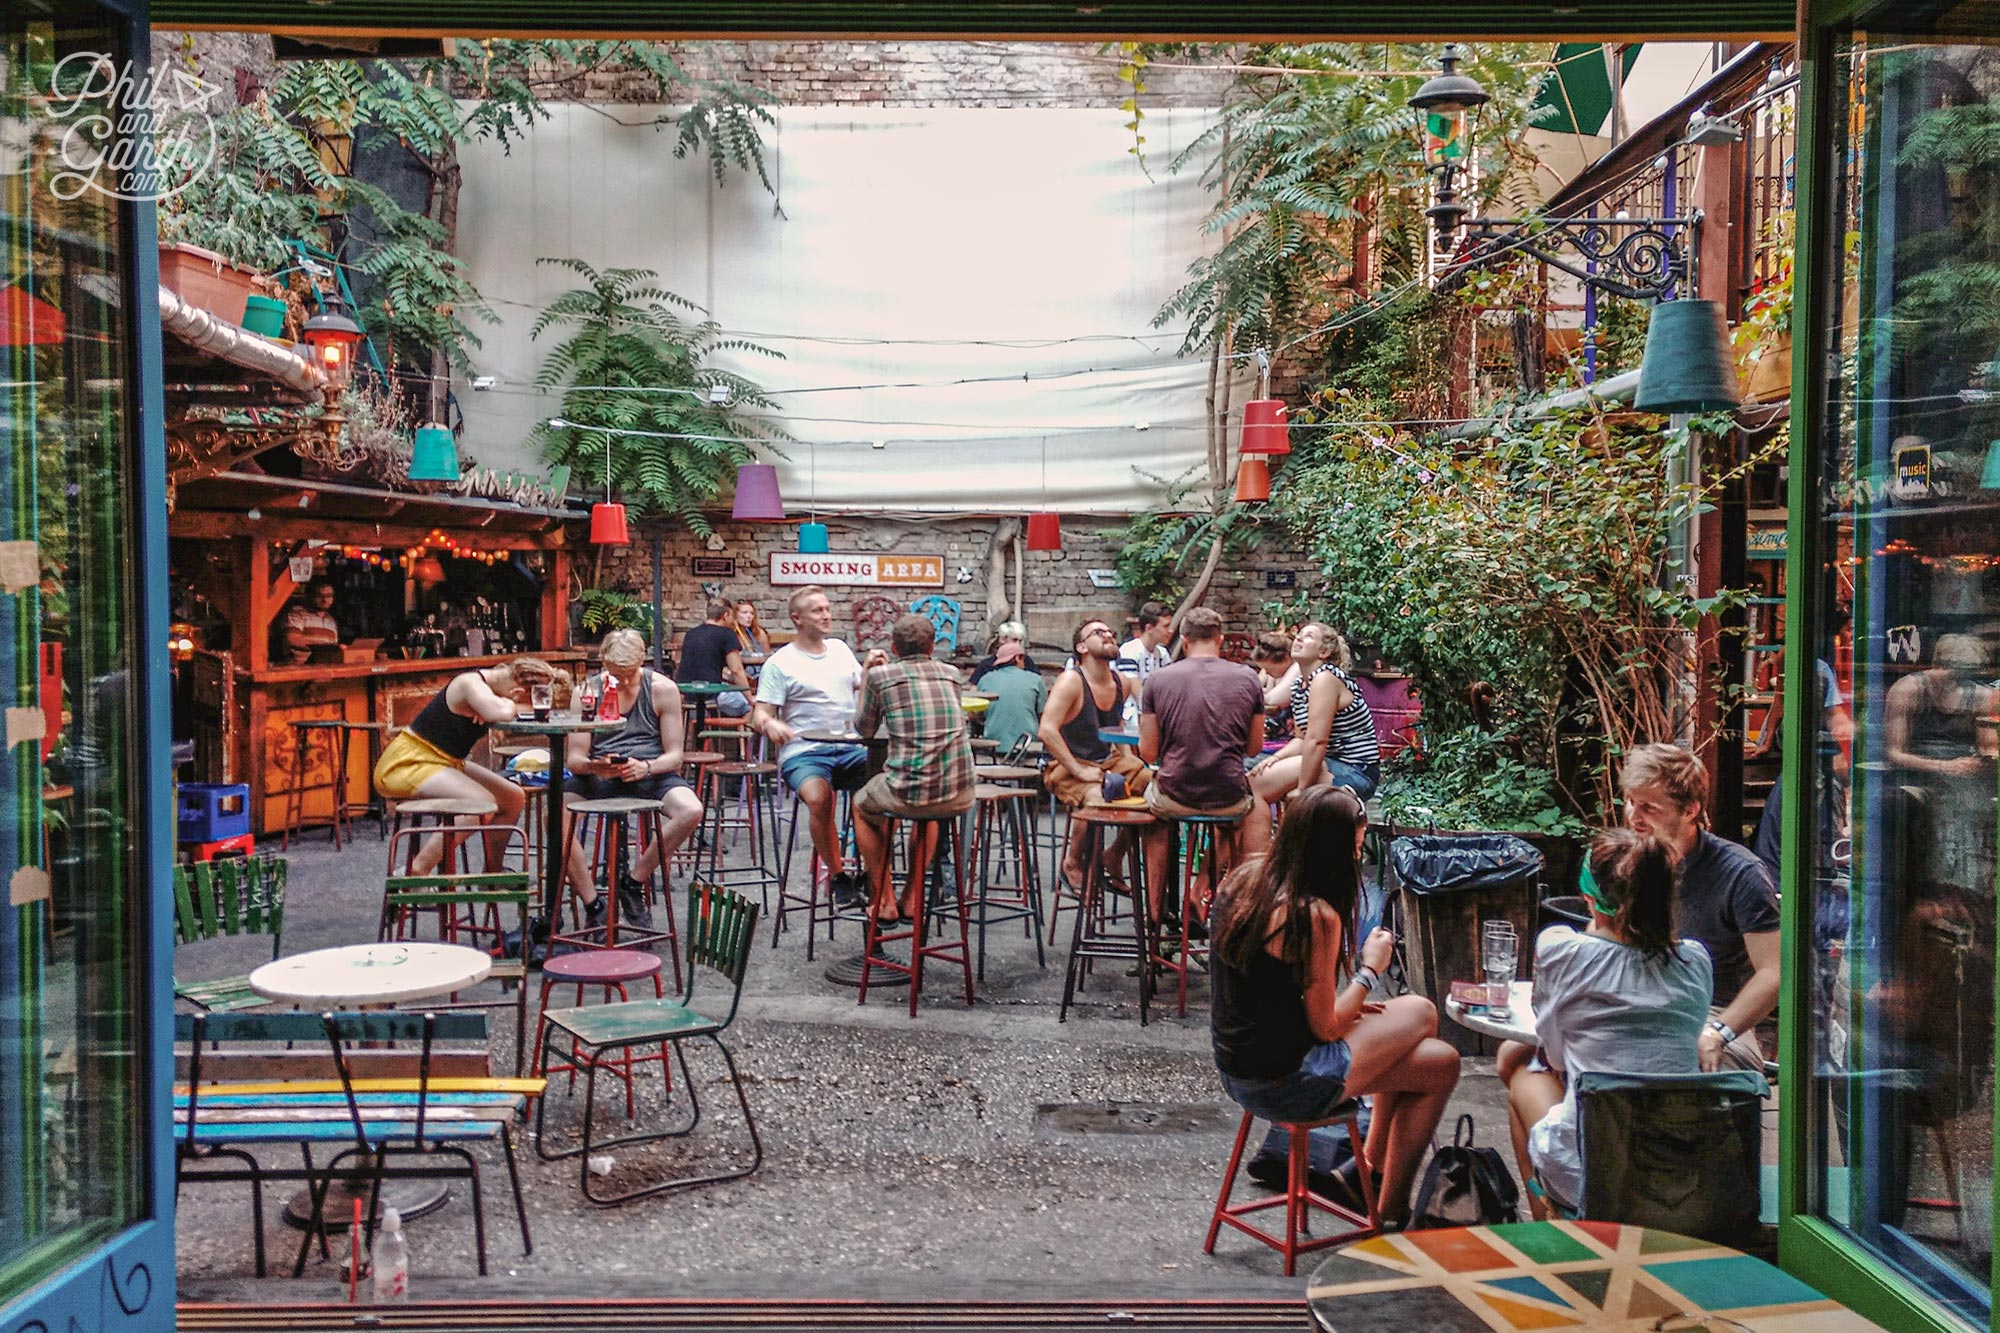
[1445,212,1700,302]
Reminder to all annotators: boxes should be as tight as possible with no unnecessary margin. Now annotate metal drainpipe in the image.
[651,528,665,672]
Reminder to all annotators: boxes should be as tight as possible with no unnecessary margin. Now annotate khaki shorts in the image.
[1045,748,1153,810]
[373,729,463,799]
[1146,784,1255,820]
[853,770,974,823]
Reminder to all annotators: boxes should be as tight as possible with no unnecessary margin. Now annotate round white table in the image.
[250,942,492,1231]
[248,942,492,1008]
[1445,979,1537,1044]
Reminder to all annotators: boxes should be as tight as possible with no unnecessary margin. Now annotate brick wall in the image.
[600,512,1307,655]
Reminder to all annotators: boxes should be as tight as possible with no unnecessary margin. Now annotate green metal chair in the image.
[533,880,762,1204]
[171,856,288,1012]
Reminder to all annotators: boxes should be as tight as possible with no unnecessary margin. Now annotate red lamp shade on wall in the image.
[0,285,66,346]
[589,502,630,545]
[1025,512,1063,551]
[1240,399,1291,456]
[731,464,787,521]
[1234,456,1271,503]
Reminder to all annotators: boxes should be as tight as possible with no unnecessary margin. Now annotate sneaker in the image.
[618,879,654,928]
[583,895,608,930]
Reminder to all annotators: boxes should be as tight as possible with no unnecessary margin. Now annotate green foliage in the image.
[578,588,654,638]
[529,259,788,534]
[1376,725,1590,836]
[1154,43,1555,357]
[1277,405,1760,819]
[1105,496,1263,607]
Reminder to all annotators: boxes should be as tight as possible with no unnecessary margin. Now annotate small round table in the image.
[1097,727,1141,748]
[1445,979,1537,1045]
[1307,1221,1881,1333]
[250,942,492,1230]
[678,679,739,741]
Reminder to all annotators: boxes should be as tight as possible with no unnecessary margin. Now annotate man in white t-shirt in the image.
[1116,600,1173,687]
[753,585,886,909]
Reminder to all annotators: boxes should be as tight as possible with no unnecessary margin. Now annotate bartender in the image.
[282,578,341,664]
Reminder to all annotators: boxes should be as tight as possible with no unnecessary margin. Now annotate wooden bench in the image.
[175,1010,543,1278]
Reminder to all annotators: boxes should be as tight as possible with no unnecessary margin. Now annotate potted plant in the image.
[158,242,266,326]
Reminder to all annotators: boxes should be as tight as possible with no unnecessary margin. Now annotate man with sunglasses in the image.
[1040,617,1152,891]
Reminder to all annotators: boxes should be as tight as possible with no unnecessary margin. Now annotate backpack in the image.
[1409,1114,1520,1229]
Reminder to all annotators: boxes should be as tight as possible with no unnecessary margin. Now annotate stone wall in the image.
[600,512,1309,655]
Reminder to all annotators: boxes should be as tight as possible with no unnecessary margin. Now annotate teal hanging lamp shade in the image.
[408,423,460,482]
[1981,439,2000,491]
[798,522,830,554]
[1634,299,1742,413]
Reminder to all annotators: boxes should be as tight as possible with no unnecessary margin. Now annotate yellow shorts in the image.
[373,729,463,799]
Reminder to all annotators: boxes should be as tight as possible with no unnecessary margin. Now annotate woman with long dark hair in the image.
[1210,787,1461,1227]
[1497,827,1713,1216]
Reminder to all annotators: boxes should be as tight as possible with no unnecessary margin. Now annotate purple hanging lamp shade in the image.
[731,464,787,521]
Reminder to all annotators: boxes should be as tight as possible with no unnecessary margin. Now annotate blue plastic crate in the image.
[178,783,251,843]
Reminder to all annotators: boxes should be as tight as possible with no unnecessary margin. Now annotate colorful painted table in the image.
[1307,1221,1883,1333]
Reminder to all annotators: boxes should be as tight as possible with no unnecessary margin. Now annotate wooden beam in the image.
[542,548,571,654]
[169,509,568,550]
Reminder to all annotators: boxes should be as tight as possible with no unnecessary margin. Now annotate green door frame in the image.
[1779,3,1993,1331]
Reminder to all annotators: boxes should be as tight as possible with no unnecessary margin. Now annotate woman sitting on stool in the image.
[1210,787,1461,1228]
[1497,827,1712,1218]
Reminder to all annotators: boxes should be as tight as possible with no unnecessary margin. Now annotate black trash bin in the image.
[1390,833,1544,1052]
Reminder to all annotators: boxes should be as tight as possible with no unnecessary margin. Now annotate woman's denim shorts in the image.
[1219,1039,1354,1123]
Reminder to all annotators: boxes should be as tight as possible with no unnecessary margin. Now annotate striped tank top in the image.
[1290,664,1380,768]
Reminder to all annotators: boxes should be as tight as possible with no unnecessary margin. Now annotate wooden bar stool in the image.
[858,812,973,1017]
[384,796,498,874]
[564,797,679,971]
[279,716,351,850]
[1154,811,1240,1017]
[674,751,727,874]
[531,949,669,1120]
[1205,1105,1379,1274]
[697,759,784,910]
[772,788,857,957]
[1057,806,1156,1026]
[962,784,1046,980]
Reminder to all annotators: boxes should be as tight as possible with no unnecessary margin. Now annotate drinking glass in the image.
[529,683,552,721]
[1481,921,1518,993]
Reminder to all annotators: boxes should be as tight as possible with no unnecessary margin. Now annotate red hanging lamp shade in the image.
[1240,399,1291,456]
[1025,512,1063,551]
[1234,456,1271,503]
[589,502,630,545]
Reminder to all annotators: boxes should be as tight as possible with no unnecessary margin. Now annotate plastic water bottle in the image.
[370,1207,410,1303]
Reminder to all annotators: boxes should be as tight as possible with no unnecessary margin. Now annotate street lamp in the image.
[301,300,364,392]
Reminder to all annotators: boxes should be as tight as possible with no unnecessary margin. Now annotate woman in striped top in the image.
[1249,623,1382,803]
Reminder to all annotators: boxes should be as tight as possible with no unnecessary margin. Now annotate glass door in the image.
[1,0,174,1328]
[1787,2,2000,1330]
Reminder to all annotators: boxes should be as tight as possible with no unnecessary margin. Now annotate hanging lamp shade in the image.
[731,464,786,521]
[1240,399,1292,456]
[1634,299,1742,413]
[412,556,447,584]
[1025,513,1063,551]
[589,502,630,545]
[408,423,460,482]
[797,521,830,554]
[1235,456,1271,503]
[0,285,66,346]
[1982,439,2000,491]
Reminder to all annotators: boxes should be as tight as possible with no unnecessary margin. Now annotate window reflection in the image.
[1812,19,2000,1323]
[0,7,147,1299]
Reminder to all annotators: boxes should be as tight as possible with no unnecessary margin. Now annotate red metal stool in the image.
[531,949,669,1120]
[858,810,973,1017]
[960,783,1045,980]
[1205,1105,1379,1275]
[1153,811,1240,1017]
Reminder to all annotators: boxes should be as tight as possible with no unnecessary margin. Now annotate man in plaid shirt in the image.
[853,614,976,924]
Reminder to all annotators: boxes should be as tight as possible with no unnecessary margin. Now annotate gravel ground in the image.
[173,815,1516,1304]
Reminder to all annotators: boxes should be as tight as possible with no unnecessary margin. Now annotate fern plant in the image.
[578,589,655,638]
[529,259,789,534]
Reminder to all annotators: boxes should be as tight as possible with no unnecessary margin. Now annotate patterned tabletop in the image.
[1307,1221,1883,1333]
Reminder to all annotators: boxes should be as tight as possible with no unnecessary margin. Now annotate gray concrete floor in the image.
[173,809,1518,1304]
